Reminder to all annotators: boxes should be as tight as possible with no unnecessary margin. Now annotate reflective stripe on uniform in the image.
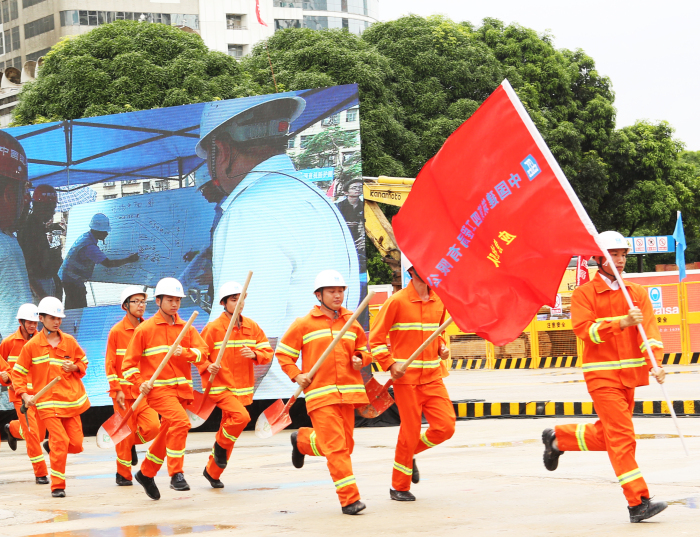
[13,363,28,375]
[255,341,272,350]
[305,384,366,401]
[582,357,647,373]
[389,322,439,332]
[117,457,132,468]
[303,329,332,344]
[166,447,185,458]
[575,423,589,451]
[371,344,388,356]
[394,358,441,369]
[209,385,254,396]
[191,348,203,363]
[36,393,88,410]
[223,429,238,443]
[420,432,436,448]
[276,342,300,358]
[589,322,603,344]
[640,339,664,353]
[393,461,413,476]
[214,339,257,350]
[123,367,140,379]
[334,475,357,490]
[618,467,643,486]
[143,345,170,357]
[29,453,45,464]
[310,431,321,456]
[116,349,126,356]
[146,451,164,465]
[152,377,192,387]
[51,468,66,479]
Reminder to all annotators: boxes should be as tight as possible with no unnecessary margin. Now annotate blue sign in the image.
[300,167,335,182]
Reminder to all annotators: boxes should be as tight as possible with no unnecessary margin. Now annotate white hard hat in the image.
[16,303,39,321]
[120,285,146,305]
[598,231,630,252]
[313,270,347,293]
[401,251,413,271]
[218,281,243,303]
[154,277,186,298]
[89,213,111,232]
[37,296,65,318]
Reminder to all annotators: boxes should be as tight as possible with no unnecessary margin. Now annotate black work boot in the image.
[4,424,17,451]
[411,458,420,484]
[203,468,224,489]
[542,428,563,471]
[51,489,66,498]
[170,472,190,491]
[116,473,133,486]
[628,497,668,523]
[390,489,416,501]
[213,441,228,469]
[135,470,160,500]
[341,500,366,515]
[35,476,49,485]
[131,445,138,466]
[291,431,305,469]
[43,440,50,454]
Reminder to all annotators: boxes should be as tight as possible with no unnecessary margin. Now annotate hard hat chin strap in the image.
[317,290,339,320]
[19,320,34,339]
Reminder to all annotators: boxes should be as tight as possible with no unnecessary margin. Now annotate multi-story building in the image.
[0,0,379,68]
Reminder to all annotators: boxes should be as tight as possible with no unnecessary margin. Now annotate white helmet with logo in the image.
[120,285,146,306]
[218,281,244,304]
[16,303,39,321]
[37,296,65,318]
[598,231,630,252]
[313,270,347,293]
[154,277,185,298]
[89,213,111,232]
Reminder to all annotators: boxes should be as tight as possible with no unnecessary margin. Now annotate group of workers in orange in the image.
[0,230,670,522]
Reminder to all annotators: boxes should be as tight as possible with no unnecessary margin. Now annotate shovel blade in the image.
[99,413,132,447]
[191,390,217,420]
[255,398,293,439]
[357,378,394,418]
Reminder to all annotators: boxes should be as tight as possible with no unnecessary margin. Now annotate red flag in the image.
[576,256,591,286]
[393,80,602,345]
[255,0,268,27]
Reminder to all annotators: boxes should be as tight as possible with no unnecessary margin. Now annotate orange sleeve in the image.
[353,323,372,367]
[12,344,31,397]
[105,329,121,395]
[179,326,209,366]
[571,286,624,345]
[252,324,273,365]
[71,340,88,378]
[122,328,144,389]
[368,298,397,371]
[197,323,216,375]
[275,319,303,382]
[636,287,664,369]
[0,354,10,386]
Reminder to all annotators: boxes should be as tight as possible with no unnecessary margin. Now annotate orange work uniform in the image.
[105,316,160,480]
[369,280,456,492]
[0,330,48,477]
[121,310,208,478]
[199,312,273,479]
[555,273,663,506]
[13,330,90,491]
[276,305,372,507]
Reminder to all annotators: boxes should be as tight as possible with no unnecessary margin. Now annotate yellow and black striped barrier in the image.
[450,359,487,370]
[536,356,580,368]
[453,400,700,419]
[492,358,532,369]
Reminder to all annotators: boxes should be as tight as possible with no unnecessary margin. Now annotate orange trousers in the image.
[555,386,650,506]
[296,404,360,507]
[205,391,250,480]
[43,415,84,491]
[112,399,160,480]
[140,389,190,478]
[10,401,48,477]
[392,379,456,491]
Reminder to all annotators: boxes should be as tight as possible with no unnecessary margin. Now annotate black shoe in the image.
[341,500,366,515]
[135,470,160,500]
[542,428,563,471]
[203,468,224,489]
[5,424,17,451]
[43,440,50,454]
[36,476,49,485]
[629,497,668,523]
[51,489,66,498]
[291,432,304,469]
[170,472,190,491]
[213,441,227,469]
[411,458,420,484]
[116,473,133,486]
[131,445,138,467]
[390,489,416,501]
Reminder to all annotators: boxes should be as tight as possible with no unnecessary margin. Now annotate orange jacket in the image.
[276,305,371,412]
[105,316,145,400]
[369,280,449,385]
[121,310,208,400]
[572,273,663,392]
[199,313,273,406]
[0,329,34,402]
[12,330,90,419]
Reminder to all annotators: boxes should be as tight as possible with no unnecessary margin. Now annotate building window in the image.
[142,182,151,194]
[171,14,199,30]
[104,194,118,200]
[227,44,244,59]
[9,0,17,20]
[275,19,301,30]
[11,26,19,50]
[346,108,358,122]
[341,0,348,11]
[273,1,302,6]
[342,151,355,164]
[12,56,21,68]
[22,0,47,7]
[303,16,344,30]
[226,14,245,30]
[342,18,348,29]
[25,47,50,61]
[287,137,295,149]
[303,0,327,9]
[1,1,8,24]
[300,135,311,149]
[59,11,196,29]
[0,36,4,56]
[321,113,340,127]
[25,14,55,39]
[60,10,79,26]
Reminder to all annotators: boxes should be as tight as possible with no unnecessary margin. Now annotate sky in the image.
[378,0,700,151]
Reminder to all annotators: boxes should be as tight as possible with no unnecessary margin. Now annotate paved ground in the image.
[1,414,699,536]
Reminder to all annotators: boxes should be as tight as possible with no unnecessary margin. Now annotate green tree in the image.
[12,20,263,125]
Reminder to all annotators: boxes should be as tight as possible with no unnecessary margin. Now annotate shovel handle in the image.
[292,291,375,399]
[399,317,453,373]
[21,376,62,414]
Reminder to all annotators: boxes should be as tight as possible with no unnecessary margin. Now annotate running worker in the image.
[122,277,208,500]
[542,231,668,523]
[276,270,372,515]
[105,286,159,486]
[369,254,455,501]
[198,281,273,488]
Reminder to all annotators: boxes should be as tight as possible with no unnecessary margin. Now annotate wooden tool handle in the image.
[292,291,375,399]
[21,376,61,413]
[399,317,453,373]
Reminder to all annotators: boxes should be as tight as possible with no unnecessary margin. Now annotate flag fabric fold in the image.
[255,0,268,27]
[576,256,591,287]
[673,211,687,283]
[393,80,602,346]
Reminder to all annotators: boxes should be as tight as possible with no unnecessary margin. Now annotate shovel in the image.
[20,376,62,432]
[254,291,375,439]
[96,311,198,449]
[358,317,453,418]
[187,271,253,427]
